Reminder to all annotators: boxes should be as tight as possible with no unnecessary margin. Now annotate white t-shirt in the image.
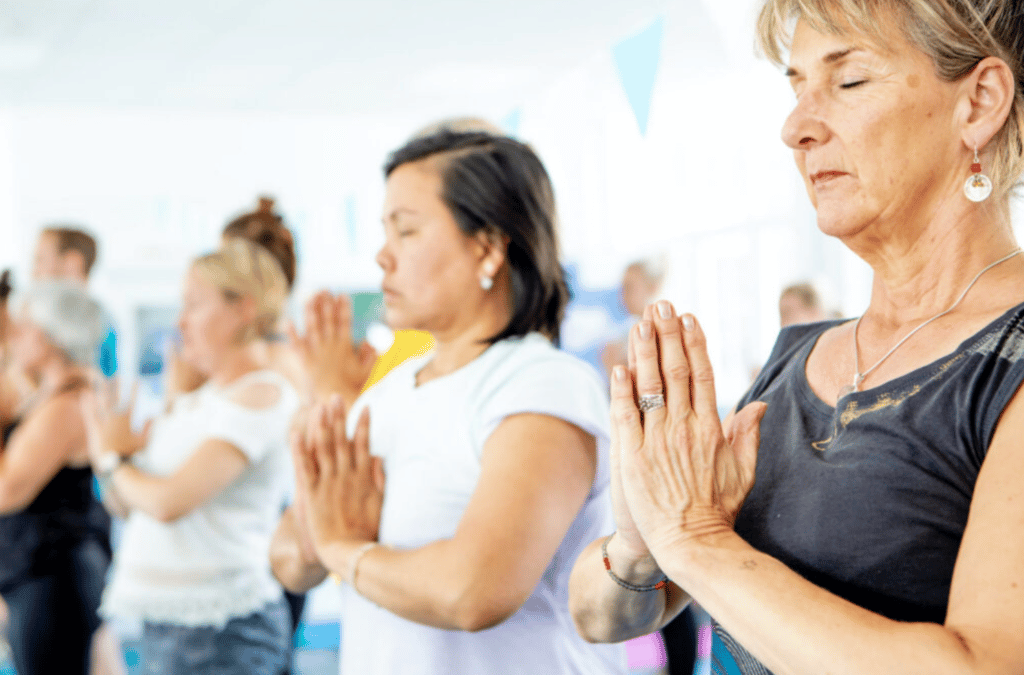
[101,370,300,628]
[341,333,627,675]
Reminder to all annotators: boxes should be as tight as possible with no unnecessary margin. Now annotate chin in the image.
[813,202,869,240]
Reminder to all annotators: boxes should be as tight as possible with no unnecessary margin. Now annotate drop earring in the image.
[964,146,993,202]
[480,275,493,291]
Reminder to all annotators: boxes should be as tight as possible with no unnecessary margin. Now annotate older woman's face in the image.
[376,161,487,333]
[9,314,53,373]
[781,19,963,240]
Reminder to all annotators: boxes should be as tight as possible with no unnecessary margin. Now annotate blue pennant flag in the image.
[612,16,665,136]
[502,108,522,138]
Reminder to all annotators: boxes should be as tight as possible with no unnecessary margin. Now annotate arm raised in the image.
[0,395,82,515]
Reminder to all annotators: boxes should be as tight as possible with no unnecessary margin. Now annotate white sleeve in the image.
[473,356,611,457]
[204,398,291,464]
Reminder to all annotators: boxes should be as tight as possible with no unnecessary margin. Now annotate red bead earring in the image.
[964,146,992,202]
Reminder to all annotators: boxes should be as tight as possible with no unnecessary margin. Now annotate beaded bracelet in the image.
[601,534,668,592]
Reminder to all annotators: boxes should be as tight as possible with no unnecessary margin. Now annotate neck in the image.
[206,342,266,387]
[850,203,1018,328]
[420,284,512,384]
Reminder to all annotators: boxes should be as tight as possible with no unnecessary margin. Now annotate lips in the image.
[809,170,849,185]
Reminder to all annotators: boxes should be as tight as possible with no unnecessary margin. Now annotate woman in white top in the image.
[83,239,300,675]
[271,129,627,674]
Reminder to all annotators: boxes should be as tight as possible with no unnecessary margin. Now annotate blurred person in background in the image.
[271,129,626,674]
[32,227,119,378]
[778,281,827,327]
[569,0,1024,673]
[84,239,300,675]
[0,281,111,675]
[601,259,665,378]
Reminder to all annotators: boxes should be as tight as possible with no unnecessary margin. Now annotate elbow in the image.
[448,585,524,633]
[0,479,31,516]
[270,549,318,595]
[151,502,191,524]
[569,605,612,644]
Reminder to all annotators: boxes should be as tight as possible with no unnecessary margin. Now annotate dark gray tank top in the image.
[713,302,1024,674]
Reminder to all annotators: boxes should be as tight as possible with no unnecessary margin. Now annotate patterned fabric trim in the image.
[711,622,773,675]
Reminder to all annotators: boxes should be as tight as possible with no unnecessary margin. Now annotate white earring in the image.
[964,146,993,202]
[480,275,493,291]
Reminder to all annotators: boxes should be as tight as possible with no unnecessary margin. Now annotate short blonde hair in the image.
[756,0,1024,199]
[192,239,287,341]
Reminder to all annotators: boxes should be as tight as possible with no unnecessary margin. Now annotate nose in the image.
[375,242,393,272]
[781,90,830,151]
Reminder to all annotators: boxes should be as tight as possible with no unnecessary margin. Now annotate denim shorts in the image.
[141,600,290,675]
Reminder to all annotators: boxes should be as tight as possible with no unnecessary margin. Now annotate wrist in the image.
[318,540,376,584]
[662,529,749,587]
[605,532,664,587]
[95,450,127,480]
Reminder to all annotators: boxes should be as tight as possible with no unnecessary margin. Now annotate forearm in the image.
[569,535,688,643]
[319,537,528,632]
[669,533,988,675]
[108,465,183,523]
[270,509,329,593]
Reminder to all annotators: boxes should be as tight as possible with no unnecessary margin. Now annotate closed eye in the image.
[840,80,866,89]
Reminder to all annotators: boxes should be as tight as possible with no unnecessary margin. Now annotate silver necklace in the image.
[840,248,1022,398]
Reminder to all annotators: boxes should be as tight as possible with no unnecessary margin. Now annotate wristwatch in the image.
[96,451,125,479]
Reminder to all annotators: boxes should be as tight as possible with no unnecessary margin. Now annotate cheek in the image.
[404,247,472,304]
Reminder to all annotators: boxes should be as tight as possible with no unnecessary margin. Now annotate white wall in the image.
[2,0,1022,408]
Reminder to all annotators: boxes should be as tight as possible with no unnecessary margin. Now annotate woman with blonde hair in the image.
[570,1,1024,673]
[0,281,110,675]
[85,239,300,674]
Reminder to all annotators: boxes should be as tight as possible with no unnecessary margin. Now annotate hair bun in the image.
[257,196,275,214]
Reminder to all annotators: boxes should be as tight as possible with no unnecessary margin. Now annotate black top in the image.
[715,301,1024,673]
[0,412,111,591]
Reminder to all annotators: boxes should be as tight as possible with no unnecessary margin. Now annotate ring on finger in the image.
[638,393,666,412]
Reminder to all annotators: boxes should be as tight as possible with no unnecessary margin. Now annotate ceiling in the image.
[0,0,673,118]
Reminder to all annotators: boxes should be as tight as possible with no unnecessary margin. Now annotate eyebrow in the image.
[383,207,419,222]
[785,47,860,78]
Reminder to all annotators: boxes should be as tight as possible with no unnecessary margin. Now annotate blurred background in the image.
[4,1,1023,672]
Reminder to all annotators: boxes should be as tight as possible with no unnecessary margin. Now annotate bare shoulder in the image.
[226,380,283,411]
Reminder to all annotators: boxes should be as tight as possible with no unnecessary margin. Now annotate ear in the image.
[473,229,509,281]
[236,294,258,328]
[958,56,1016,153]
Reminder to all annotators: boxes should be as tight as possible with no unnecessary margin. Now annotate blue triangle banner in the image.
[612,16,665,136]
[502,108,522,138]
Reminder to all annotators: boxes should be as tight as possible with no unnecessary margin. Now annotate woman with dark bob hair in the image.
[569,0,1024,673]
[271,130,626,674]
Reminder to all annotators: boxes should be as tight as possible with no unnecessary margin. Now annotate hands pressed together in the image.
[80,378,152,465]
[288,291,377,407]
[290,396,385,583]
[608,300,767,571]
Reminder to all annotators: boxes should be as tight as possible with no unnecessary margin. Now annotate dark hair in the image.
[384,130,570,345]
[43,227,98,276]
[222,196,297,291]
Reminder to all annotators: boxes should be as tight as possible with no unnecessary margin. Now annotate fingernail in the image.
[613,365,627,382]
[638,321,653,340]
[682,315,695,331]
[657,300,674,320]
